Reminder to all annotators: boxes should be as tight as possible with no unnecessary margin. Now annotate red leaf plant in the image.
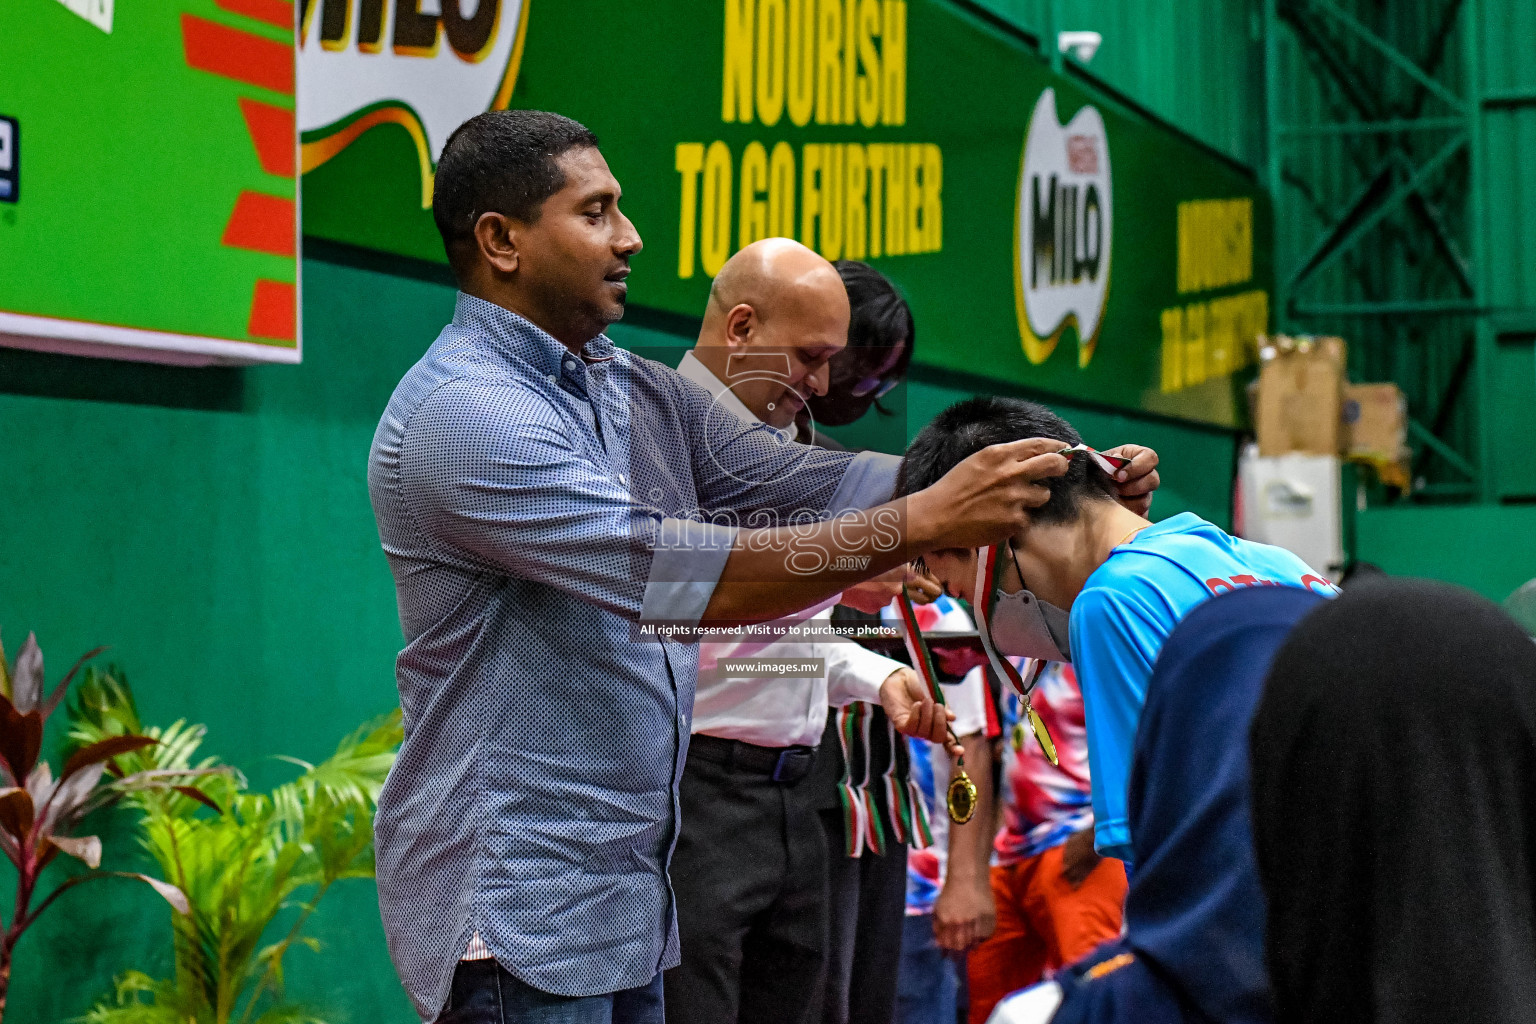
[0,632,219,1023]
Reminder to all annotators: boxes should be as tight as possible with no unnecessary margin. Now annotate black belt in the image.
[689,734,818,783]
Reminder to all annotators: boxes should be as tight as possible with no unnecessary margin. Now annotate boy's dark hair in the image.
[432,110,600,281]
[899,396,1117,524]
[807,260,915,426]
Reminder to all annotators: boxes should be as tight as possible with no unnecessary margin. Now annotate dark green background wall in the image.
[1,246,1238,1021]
[0,256,446,1023]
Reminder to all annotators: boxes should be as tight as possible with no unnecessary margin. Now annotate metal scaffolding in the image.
[1264,0,1533,502]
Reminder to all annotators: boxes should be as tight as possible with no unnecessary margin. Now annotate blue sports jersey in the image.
[1067,513,1338,862]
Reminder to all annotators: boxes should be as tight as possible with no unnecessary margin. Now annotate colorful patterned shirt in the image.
[995,661,1094,865]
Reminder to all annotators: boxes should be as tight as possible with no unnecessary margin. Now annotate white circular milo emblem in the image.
[1014,88,1113,369]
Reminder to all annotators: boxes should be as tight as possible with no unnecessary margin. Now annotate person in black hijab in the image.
[1250,578,1536,1024]
[989,584,1327,1024]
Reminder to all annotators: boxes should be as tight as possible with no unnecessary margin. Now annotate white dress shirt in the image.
[678,350,906,748]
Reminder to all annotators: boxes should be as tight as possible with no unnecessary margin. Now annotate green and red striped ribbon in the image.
[858,702,886,856]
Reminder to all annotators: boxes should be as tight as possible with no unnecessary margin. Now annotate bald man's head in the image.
[692,238,850,429]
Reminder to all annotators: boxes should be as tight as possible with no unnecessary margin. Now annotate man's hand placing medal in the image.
[1098,443,1160,517]
[879,666,964,758]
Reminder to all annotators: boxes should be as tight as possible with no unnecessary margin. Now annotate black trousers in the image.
[437,960,664,1024]
[664,741,828,1024]
[819,809,909,1024]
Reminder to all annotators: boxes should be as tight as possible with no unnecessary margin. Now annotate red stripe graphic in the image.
[238,98,295,177]
[248,280,296,341]
[216,0,295,31]
[181,14,294,95]
[222,191,296,256]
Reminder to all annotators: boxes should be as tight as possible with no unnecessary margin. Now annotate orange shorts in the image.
[965,842,1127,1024]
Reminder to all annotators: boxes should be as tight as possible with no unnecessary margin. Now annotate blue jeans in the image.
[437,960,665,1024]
[894,914,959,1024]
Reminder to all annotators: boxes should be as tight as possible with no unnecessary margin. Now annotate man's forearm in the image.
[699,437,1073,626]
[699,493,943,626]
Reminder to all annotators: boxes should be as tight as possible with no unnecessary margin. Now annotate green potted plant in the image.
[70,670,402,1024]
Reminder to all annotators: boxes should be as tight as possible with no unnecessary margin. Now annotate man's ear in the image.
[723,303,756,349]
[474,212,519,275]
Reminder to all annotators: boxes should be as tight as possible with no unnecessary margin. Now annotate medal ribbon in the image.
[882,718,934,850]
[905,759,935,849]
[971,546,1036,698]
[858,703,886,855]
[897,589,981,823]
[971,546,1060,766]
[834,705,868,858]
[880,717,910,847]
[897,590,948,709]
[1059,443,1133,474]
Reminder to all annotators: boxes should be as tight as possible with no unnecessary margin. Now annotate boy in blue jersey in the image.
[899,397,1337,864]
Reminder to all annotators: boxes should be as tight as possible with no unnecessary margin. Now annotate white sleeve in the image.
[824,639,905,708]
[938,666,990,739]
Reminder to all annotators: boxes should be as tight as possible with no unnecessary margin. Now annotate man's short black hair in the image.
[899,396,1117,525]
[432,109,600,280]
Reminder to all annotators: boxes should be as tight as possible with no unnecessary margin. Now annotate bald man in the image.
[678,237,850,432]
[666,239,917,1024]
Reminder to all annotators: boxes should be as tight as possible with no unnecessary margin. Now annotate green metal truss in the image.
[1263,0,1536,502]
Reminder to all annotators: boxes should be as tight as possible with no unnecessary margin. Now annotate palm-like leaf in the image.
[72,679,401,1024]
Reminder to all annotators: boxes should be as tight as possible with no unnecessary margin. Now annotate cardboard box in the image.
[1255,335,1347,457]
[1342,383,1408,461]
[1342,382,1410,488]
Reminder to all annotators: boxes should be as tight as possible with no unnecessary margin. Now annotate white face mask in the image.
[972,544,1072,664]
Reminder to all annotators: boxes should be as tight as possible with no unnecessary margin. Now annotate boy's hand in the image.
[840,566,907,614]
[1102,444,1160,517]
[839,566,941,614]
[905,566,944,605]
[934,875,997,952]
[1060,827,1102,888]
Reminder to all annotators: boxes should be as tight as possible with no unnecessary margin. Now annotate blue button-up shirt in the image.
[367,294,900,1017]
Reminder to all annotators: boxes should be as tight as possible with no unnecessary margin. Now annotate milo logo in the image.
[1014,88,1113,368]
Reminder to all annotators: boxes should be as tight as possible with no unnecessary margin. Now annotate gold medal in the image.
[947,761,978,824]
[1027,701,1058,766]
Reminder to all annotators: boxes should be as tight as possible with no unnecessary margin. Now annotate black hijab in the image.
[1250,578,1536,1024]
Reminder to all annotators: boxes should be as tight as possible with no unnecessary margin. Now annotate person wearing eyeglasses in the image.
[793,260,914,446]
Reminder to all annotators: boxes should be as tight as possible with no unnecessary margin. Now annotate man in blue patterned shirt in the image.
[368,111,1075,1024]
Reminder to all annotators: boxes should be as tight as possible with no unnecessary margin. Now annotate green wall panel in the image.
[1491,333,1536,499]
[960,0,1264,166]
[0,256,450,1024]
[1356,504,1536,603]
[1483,0,1536,314]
